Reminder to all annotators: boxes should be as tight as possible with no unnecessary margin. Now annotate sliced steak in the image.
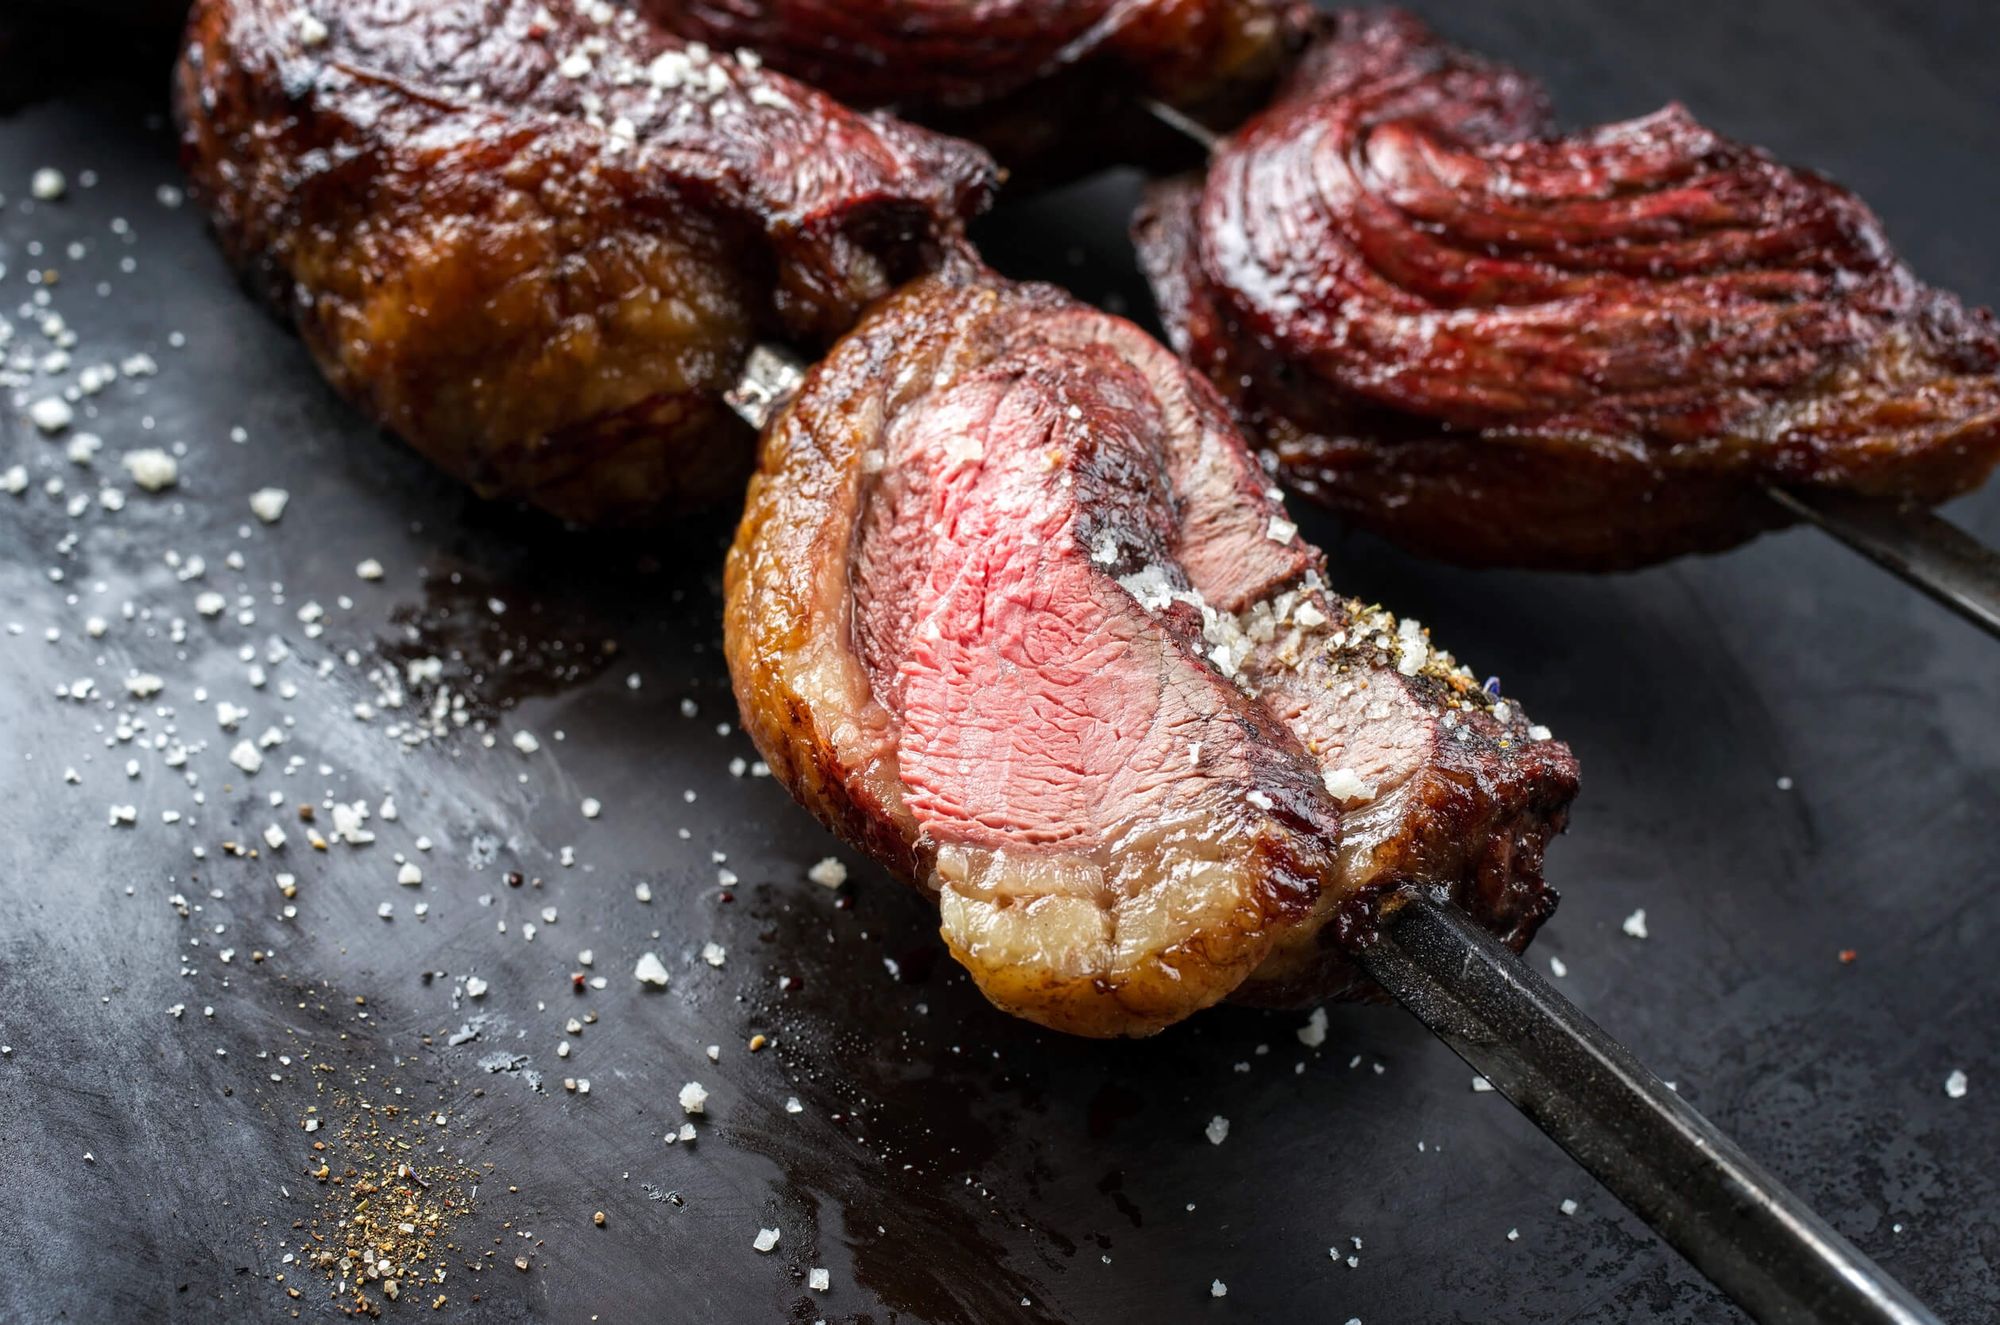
[1135,9,2000,569]
[725,262,1577,1035]
[175,0,994,524]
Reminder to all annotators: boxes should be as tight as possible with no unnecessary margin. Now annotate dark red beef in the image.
[725,262,1577,1035]
[1136,9,2000,568]
[642,0,1312,181]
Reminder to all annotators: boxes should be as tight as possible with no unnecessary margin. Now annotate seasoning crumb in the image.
[593,1210,606,1227]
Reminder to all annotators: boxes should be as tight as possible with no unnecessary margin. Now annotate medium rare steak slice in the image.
[176,0,995,524]
[725,262,1578,1035]
[1135,9,2000,569]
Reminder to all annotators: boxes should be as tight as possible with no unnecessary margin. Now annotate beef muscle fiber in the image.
[1136,9,2000,569]
[726,263,1577,1036]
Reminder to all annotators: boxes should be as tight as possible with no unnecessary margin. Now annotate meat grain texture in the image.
[1136,9,2000,568]
[643,0,1312,181]
[726,262,1577,1036]
[175,0,995,523]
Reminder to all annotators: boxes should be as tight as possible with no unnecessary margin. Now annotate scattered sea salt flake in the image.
[752,1228,779,1253]
[29,396,74,433]
[31,167,67,200]
[122,448,179,491]
[511,730,540,754]
[634,951,670,987]
[1944,1069,1968,1100]
[1622,908,1649,940]
[397,862,423,886]
[1204,1115,1230,1146]
[1297,1006,1328,1048]
[248,487,289,522]
[228,740,263,774]
[1560,1198,1578,1216]
[581,797,601,819]
[125,673,164,698]
[808,1267,829,1292]
[1211,1280,1227,1299]
[807,857,847,888]
[464,977,488,999]
[679,1081,708,1115]
[701,942,726,967]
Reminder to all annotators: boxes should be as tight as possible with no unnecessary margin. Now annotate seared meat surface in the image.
[1136,10,2000,569]
[725,262,1576,1036]
[643,0,1310,180]
[176,0,994,523]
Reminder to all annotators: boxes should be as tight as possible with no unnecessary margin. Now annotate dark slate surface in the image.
[1,4,1994,1322]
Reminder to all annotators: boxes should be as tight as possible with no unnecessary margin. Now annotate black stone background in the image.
[1,3,1994,1321]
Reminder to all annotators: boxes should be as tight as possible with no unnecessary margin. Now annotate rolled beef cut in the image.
[642,0,1311,181]
[1135,9,2000,570]
[725,263,1578,1036]
[175,0,995,523]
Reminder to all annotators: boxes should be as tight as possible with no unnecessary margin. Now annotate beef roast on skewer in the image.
[724,260,1576,1036]
[175,0,995,524]
[1135,9,2000,571]
[642,0,1312,182]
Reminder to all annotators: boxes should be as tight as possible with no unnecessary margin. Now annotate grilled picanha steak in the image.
[175,0,995,523]
[1135,10,2000,569]
[725,261,1577,1036]
[643,0,1310,181]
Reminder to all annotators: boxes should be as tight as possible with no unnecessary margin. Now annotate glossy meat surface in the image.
[644,0,1310,179]
[725,262,1577,1035]
[175,0,994,522]
[1137,10,2000,568]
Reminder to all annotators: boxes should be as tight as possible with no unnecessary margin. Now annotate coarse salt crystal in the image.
[397,862,423,886]
[808,1267,829,1292]
[464,976,488,999]
[1204,1115,1229,1146]
[122,448,178,491]
[752,1227,779,1253]
[1321,767,1376,803]
[807,857,846,888]
[29,397,73,433]
[228,740,263,774]
[1266,516,1297,544]
[678,1082,708,1115]
[511,730,540,754]
[1622,908,1649,940]
[701,942,726,967]
[355,558,385,580]
[248,487,289,522]
[634,951,670,987]
[1210,1280,1227,1298]
[296,11,328,45]
[1297,1006,1328,1049]
[581,797,602,819]
[31,167,66,200]
[1944,1069,1968,1099]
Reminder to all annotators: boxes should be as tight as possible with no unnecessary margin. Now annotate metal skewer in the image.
[1142,101,2000,644]
[724,341,1945,1325]
[1362,894,1940,1325]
